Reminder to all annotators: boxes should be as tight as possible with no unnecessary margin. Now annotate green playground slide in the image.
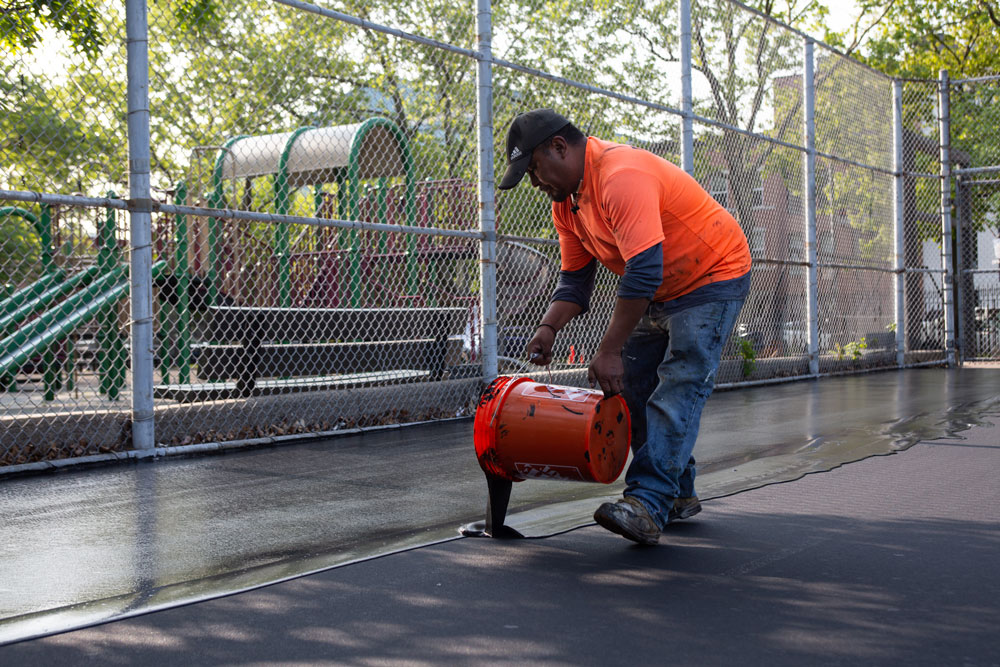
[0,267,98,338]
[0,261,166,394]
[0,270,67,319]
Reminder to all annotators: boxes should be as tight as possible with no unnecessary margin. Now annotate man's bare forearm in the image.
[598,297,650,355]
[539,300,584,332]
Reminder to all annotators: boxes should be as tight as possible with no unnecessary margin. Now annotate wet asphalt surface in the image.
[0,366,998,663]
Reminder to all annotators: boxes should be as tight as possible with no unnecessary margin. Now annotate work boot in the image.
[668,496,702,523]
[593,496,660,545]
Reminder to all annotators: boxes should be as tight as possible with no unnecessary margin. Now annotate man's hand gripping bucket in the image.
[460,375,631,538]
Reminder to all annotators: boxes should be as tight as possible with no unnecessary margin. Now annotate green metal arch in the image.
[206,135,248,307]
[274,126,315,306]
[211,118,415,308]
[210,134,250,203]
[345,117,415,222]
[345,117,416,305]
[275,125,316,216]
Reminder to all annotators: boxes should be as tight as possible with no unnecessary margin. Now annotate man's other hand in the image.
[588,349,624,397]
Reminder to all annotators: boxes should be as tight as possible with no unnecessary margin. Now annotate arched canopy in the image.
[217,118,410,189]
[204,117,417,309]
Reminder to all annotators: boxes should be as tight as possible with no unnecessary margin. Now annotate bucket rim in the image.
[582,393,631,484]
[473,375,531,481]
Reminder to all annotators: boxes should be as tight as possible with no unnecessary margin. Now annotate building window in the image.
[789,236,806,277]
[751,226,766,256]
[709,172,729,210]
[751,168,765,209]
[819,230,835,259]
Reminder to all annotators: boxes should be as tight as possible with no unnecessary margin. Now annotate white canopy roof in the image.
[218,121,407,188]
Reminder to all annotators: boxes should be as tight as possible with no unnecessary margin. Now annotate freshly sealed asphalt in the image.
[1,366,999,664]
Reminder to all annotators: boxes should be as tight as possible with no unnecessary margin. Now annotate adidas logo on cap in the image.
[498,108,571,190]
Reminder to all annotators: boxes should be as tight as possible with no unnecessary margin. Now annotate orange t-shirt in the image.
[553,137,751,302]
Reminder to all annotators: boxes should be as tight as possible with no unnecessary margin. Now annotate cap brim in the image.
[497,156,529,190]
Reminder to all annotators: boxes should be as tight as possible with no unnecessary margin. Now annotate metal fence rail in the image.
[0,0,992,469]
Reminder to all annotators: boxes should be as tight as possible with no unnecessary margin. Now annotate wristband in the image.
[536,323,558,334]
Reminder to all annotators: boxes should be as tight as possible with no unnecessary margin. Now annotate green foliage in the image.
[831,336,867,361]
[737,334,757,377]
[827,0,1000,80]
[0,63,121,192]
[175,0,221,33]
[825,1,1000,238]
[2,0,485,201]
[1,0,106,58]
[0,211,42,284]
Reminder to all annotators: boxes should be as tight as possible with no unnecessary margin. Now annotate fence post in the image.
[679,0,694,174]
[953,174,967,359]
[892,80,906,367]
[174,182,191,384]
[939,70,956,366]
[476,0,498,382]
[99,194,118,397]
[803,38,819,375]
[125,0,155,449]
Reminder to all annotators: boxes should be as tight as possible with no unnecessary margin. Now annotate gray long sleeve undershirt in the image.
[551,243,663,313]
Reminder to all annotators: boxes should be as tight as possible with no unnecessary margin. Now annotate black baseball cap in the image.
[497,109,571,190]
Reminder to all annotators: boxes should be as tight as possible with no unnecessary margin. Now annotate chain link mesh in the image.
[900,80,947,360]
[145,0,485,448]
[2,2,132,463]
[952,77,1000,361]
[0,0,979,467]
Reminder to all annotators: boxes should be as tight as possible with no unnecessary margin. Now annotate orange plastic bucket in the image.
[474,376,631,484]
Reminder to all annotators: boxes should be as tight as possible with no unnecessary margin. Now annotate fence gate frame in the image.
[954,164,1000,361]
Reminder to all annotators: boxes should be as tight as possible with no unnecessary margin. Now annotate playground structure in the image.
[0,202,166,401]
[2,117,555,404]
[201,118,430,310]
[157,117,479,394]
[155,117,554,394]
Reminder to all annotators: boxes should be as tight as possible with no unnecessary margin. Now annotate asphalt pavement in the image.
[1,366,998,664]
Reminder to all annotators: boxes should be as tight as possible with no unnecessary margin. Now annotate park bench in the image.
[156,305,467,402]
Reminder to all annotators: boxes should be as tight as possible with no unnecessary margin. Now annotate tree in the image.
[0,61,122,194]
[489,0,831,239]
[0,210,41,284]
[1,0,105,57]
[844,1,1000,230]
[828,0,1000,177]
[826,0,999,79]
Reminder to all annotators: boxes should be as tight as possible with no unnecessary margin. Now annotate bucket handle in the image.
[489,355,553,427]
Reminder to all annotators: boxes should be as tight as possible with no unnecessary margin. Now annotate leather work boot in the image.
[668,496,702,523]
[593,496,660,545]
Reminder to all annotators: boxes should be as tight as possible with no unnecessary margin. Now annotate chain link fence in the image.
[952,76,1000,361]
[900,79,948,359]
[0,0,987,469]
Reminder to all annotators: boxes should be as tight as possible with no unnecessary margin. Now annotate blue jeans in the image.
[621,297,745,529]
